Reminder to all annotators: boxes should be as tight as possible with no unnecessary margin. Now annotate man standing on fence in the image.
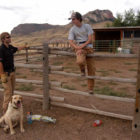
[0,32,28,114]
[68,12,95,94]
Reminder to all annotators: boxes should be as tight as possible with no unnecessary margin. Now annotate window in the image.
[134,31,140,38]
[124,31,133,38]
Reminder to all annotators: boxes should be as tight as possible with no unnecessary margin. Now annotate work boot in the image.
[81,69,85,76]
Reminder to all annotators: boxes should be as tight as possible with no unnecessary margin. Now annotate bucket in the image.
[123,49,130,54]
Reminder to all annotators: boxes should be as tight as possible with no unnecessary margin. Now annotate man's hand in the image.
[24,43,29,49]
[17,43,29,51]
[0,74,8,83]
[75,45,82,50]
[79,44,85,49]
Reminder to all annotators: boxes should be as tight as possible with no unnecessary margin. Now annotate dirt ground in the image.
[0,54,139,140]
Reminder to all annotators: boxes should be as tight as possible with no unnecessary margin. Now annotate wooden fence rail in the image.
[15,63,63,71]
[49,50,138,58]
[16,78,62,87]
[50,71,136,83]
[51,87,135,103]
[0,88,64,102]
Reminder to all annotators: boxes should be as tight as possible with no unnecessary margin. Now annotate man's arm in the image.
[17,43,29,51]
[69,40,77,49]
[69,40,81,50]
[0,62,4,75]
[0,62,8,83]
[0,48,4,75]
[69,34,93,50]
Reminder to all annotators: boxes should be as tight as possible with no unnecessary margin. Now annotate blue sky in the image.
[0,0,139,33]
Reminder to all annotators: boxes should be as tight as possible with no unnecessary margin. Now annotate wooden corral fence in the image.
[4,40,140,138]
[44,42,140,138]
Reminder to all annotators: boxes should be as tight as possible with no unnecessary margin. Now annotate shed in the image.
[93,26,140,52]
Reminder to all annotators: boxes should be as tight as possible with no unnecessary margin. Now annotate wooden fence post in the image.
[132,46,140,138]
[25,48,28,63]
[113,40,116,53]
[42,43,50,110]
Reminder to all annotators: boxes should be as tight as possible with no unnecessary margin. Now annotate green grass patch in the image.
[64,67,79,73]
[81,84,87,87]
[124,62,134,65]
[62,85,76,90]
[108,81,118,86]
[52,61,63,65]
[94,86,127,97]
[36,57,42,61]
[16,72,20,75]
[97,70,110,76]
[129,68,137,72]
[30,68,34,72]
[16,83,34,91]
[51,79,57,81]
[109,69,121,73]
[20,75,27,79]
[67,62,73,65]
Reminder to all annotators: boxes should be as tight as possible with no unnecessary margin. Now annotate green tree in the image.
[112,13,123,27]
[105,22,112,27]
[112,8,140,27]
[123,9,136,26]
[136,10,140,26]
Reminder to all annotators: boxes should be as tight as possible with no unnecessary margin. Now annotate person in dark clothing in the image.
[0,32,28,114]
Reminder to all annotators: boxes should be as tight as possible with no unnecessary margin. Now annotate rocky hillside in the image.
[11,24,61,36]
[83,9,114,24]
[11,9,115,46]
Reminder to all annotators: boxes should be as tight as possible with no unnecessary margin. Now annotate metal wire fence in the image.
[93,39,140,54]
[47,39,140,54]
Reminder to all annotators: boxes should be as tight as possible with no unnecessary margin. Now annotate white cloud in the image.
[0,0,139,33]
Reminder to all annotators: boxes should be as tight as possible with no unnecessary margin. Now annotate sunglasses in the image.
[5,36,11,39]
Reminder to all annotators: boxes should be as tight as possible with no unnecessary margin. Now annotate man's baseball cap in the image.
[68,12,82,20]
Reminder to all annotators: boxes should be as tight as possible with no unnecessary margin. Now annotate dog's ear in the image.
[10,96,13,103]
[20,96,23,102]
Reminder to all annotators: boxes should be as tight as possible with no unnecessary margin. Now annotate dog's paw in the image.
[11,130,16,135]
[21,128,25,133]
[3,127,9,133]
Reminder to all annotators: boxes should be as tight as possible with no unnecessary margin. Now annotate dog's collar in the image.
[12,105,18,110]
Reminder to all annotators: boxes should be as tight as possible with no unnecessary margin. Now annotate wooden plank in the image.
[15,63,63,71]
[50,71,136,83]
[15,63,42,69]
[42,43,50,110]
[0,88,64,102]
[49,50,137,58]
[15,56,42,61]
[132,46,140,132]
[51,102,133,120]
[51,87,135,103]
[16,78,62,87]
[15,52,42,56]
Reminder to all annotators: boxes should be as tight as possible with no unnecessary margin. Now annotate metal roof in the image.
[93,26,140,31]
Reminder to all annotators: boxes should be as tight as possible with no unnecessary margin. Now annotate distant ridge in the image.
[11,9,115,45]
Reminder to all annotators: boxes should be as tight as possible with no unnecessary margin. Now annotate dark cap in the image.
[68,12,82,21]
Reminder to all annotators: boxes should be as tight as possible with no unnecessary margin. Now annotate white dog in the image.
[117,47,123,53]
[0,95,25,135]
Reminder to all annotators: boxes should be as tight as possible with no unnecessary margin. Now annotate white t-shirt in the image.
[68,23,93,48]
